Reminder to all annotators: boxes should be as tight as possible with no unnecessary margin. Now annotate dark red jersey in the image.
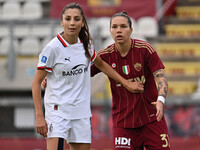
[91,39,165,128]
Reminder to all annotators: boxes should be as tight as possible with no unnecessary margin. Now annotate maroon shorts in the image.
[113,118,170,150]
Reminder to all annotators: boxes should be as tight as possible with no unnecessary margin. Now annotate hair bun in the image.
[122,11,128,15]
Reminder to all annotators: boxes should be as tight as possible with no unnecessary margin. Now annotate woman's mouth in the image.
[116,35,123,40]
[69,28,75,32]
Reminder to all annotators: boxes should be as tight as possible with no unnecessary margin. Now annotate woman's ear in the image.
[82,19,86,28]
[61,19,64,27]
[81,21,84,27]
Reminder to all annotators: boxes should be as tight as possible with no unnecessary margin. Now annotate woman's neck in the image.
[115,38,132,57]
[62,33,78,45]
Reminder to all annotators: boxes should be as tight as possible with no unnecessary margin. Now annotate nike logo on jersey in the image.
[65,57,71,62]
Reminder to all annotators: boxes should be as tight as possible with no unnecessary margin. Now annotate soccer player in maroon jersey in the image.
[91,12,170,150]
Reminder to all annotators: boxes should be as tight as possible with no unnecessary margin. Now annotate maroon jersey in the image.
[91,39,165,128]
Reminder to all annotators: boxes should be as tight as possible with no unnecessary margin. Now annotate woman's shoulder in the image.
[133,38,150,45]
[41,36,60,54]
[46,36,59,47]
[133,38,156,54]
[97,43,115,56]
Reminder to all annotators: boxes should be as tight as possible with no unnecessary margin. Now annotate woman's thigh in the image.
[47,137,66,150]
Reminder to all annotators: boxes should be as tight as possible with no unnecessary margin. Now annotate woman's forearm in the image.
[32,81,44,116]
[93,56,129,88]
[32,70,47,116]
[153,69,168,98]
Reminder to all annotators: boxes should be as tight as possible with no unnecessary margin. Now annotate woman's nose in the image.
[70,19,75,25]
[117,27,121,32]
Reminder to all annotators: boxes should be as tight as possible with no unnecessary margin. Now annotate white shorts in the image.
[46,115,91,143]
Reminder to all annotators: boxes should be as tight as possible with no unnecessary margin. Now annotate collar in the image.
[57,32,81,47]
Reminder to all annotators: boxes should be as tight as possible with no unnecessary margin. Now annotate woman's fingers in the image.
[36,125,48,138]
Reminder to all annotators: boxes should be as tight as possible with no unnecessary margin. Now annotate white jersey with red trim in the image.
[37,33,97,119]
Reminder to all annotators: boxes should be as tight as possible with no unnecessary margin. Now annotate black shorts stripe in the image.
[57,138,64,150]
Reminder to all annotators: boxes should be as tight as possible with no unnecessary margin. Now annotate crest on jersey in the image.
[112,63,116,68]
[134,63,142,72]
[122,65,130,75]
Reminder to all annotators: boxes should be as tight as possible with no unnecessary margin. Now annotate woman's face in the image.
[110,16,132,44]
[61,8,84,37]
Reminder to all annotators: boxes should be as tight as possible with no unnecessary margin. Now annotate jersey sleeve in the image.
[37,45,55,72]
[89,43,97,62]
[147,47,165,74]
[91,63,101,77]
[91,50,106,77]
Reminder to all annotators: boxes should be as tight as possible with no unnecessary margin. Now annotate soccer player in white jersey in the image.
[32,3,143,150]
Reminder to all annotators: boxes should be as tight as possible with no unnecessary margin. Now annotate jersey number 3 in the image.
[160,134,170,148]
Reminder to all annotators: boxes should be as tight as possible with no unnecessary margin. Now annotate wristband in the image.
[158,96,165,104]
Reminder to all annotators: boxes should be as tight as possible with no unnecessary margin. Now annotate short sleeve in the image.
[89,43,97,62]
[37,45,55,72]
[147,51,165,73]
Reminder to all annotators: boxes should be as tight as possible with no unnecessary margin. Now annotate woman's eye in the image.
[75,18,80,21]
[66,18,70,21]
[112,26,117,28]
[121,25,127,28]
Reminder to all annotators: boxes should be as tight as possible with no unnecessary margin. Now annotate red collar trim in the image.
[57,34,67,47]
[57,33,82,47]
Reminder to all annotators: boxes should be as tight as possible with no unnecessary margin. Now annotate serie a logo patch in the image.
[41,56,47,63]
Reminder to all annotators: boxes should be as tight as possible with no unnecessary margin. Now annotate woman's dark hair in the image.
[110,11,132,28]
[61,3,92,57]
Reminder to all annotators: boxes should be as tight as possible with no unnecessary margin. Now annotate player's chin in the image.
[115,40,124,44]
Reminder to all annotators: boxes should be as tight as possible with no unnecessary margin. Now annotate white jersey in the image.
[37,33,97,119]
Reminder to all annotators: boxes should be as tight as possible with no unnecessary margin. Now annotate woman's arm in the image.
[93,55,144,93]
[154,69,168,99]
[32,69,48,137]
[41,55,144,93]
[152,69,168,121]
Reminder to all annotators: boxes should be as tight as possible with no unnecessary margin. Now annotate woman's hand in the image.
[36,114,48,138]
[41,77,47,89]
[123,81,144,93]
[151,100,164,121]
